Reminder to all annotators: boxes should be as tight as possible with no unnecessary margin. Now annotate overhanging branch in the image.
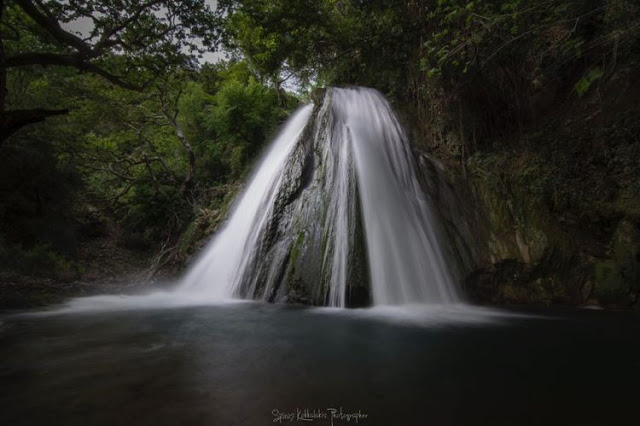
[0,108,69,143]
[14,0,92,55]
[5,53,144,91]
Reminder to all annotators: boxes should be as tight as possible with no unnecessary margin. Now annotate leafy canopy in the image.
[0,0,218,141]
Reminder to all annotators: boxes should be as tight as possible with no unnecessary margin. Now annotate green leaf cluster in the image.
[0,57,294,266]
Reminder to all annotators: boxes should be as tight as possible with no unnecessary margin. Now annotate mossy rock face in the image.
[466,166,555,267]
[310,87,326,104]
[594,261,629,305]
[440,145,640,307]
[498,284,531,304]
[613,220,640,270]
[434,155,604,306]
[175,182,244,267]
[230,89,372,306]
[177,221,200,259]
[523,225,549,265]
[593,219,640,307]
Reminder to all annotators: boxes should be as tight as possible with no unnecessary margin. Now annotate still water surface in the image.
[1,300,638,426]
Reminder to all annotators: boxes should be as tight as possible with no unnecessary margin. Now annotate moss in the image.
[177,221,199,257]
[498,285,530,303]
[290,231,305,266]
[0,244,80,282]
[589,220,640,306]
[615,194,640,218]
[594,261,629,304]
[524,224,548,264]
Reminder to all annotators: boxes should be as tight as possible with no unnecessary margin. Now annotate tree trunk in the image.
[0,109,69,143]
[160,87,196,197]
[0,1,69,143]
[175,121,196,195]
[1,0,7,115]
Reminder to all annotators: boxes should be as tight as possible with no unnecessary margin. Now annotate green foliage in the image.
[595,220,640,305]
[217,0,335,85]
[204,77,289,175]
[414,0,639,148]
[594,261,629,304]
[0,52,295,279]
[213,0,636,141]
[3,0,218,84]
[0,242,78,281]
[216,0,418,96]
[216,0,639,152]
[0,0,221,144]
[574,67,604,97]
[74,60,293,243]
[0,126,80,252]
[177,61,296,183]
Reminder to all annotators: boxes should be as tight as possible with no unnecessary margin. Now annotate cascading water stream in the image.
[179,87,460,307]
[179,105,313,299]
[334,89,459,304]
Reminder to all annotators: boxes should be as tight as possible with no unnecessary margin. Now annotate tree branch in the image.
[98,0,165,47]
[5,53,143,91]
[14,0,92,55]
[0,108,69,143]
[159,86,195,195]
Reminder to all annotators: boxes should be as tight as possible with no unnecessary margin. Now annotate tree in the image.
[0,0,217,143]
[216,0,336,92]
[216,0,423,97]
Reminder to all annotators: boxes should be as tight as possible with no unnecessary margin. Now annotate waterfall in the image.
[179,87,460,307]
[179,105,313,299]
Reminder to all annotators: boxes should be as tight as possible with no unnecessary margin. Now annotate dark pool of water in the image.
[1,302,639,426]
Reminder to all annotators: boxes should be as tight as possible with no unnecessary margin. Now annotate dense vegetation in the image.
[1,0,639,308]
[0,0,296,292]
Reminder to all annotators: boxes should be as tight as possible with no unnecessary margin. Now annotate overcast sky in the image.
[62,0,226,64]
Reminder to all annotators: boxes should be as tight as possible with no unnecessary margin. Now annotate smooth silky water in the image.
[2,88,639,425]
[2,304,639,425]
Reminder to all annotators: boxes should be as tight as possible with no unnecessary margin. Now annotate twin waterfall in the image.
[179,87,460,307]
